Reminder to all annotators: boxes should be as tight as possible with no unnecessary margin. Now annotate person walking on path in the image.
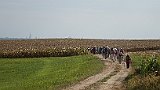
[125,54,131,69]
[118,48,124,64]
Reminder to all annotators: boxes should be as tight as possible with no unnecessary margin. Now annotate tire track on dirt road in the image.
[96,64,131,90]
[63,54,131,90]
[63,55,116,90]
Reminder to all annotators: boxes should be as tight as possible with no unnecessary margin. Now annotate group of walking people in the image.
[88,46,131,69]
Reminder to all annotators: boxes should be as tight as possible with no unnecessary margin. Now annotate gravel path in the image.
[63,54,131,90]
[97,63,131,90]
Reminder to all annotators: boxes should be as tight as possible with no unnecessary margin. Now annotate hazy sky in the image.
[0,0,160,39]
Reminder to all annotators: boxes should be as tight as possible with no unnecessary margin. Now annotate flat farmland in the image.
[0,39,160,90]
[0,39,160,52]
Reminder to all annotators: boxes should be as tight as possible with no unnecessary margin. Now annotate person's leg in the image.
[119,57,121,64]
[126,62,129,68]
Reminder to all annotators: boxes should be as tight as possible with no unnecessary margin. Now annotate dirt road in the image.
[63,54,131,90]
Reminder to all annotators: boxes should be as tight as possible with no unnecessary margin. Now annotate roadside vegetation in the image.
[0,47,87,58]
[125,52,160,90]
[0,55,104,90]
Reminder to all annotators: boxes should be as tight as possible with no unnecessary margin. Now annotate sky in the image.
[0,0,160,39]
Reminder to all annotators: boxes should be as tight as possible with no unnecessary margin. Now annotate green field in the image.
[0,55,104,90]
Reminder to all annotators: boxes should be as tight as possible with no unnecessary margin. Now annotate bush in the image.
[127,75,160,90]
[0,47,88,58]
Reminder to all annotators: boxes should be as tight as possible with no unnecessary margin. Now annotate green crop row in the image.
[131,52,160,76]
[137,57,159,76]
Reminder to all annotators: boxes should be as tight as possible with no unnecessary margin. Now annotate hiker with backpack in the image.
[102,47,108,59]
[113,48,118,62]
[117,48,124,64]
[106,46,110,58]
[110,48,114,61]
[125,54,132,69]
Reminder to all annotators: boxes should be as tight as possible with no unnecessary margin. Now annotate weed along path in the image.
[63,54,131,90]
